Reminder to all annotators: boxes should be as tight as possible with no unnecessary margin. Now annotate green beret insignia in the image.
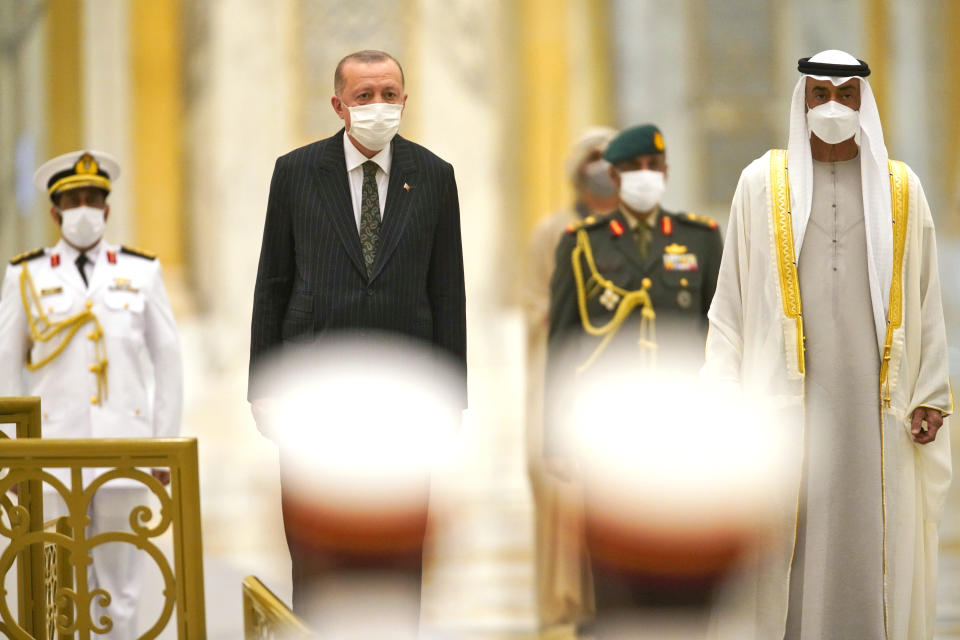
[603,124,665,165]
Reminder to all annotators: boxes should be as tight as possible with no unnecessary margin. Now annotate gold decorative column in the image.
[46,0,83,158]
[517,0,572,237]
[580,0,614,126]
[864,0,890,131]
[130,0,184,269]
[945,0,960,233]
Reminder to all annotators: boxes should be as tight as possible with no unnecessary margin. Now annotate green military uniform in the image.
[547,206,722,372]
[542,124,724,623]
[546,122,723,378]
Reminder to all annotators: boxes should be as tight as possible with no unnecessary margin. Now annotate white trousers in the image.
[45,486,149,639]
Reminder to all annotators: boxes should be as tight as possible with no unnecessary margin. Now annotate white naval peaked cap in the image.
[33,149,121,199]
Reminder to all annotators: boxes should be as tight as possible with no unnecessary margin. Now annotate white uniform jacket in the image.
[0,239,182,456]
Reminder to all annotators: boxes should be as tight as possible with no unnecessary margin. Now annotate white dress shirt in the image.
[343,134,391,231]
[58,238,104,287]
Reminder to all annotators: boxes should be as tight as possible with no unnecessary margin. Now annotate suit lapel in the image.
[314,130,367,278]
[370,136,419,282]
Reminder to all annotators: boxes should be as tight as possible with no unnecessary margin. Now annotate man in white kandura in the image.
[0,150,182,639]
[704,50,952,639]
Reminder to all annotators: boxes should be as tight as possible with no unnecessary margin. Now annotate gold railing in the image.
[42,516,73,640]
[0,397,46,638]
[242,576,312,639]
[0,436,207,639]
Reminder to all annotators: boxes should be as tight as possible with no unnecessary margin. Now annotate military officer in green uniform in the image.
[547,123,723,375]
[543,124,724,625]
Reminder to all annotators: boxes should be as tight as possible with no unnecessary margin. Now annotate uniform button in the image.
[88,364,97,372]
[366,287,374,296]
[680,278,689,287]
[43,412,49,420]
[135,408,141,416]
[85,300,93,309]
[90,396,99,405]
[87,332,96,340]
[47,306,53,313]
[641,277,652,289]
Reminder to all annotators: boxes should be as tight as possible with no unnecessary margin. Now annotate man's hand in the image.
[151,468,171,486]
[250,397,282,442]
[910,407,943,445]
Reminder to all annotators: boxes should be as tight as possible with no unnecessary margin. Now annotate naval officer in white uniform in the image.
[0,149,182,638]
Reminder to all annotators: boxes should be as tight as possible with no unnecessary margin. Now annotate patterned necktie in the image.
[633,222,650,260]
[359,161,381,278]
[75,253,89,287]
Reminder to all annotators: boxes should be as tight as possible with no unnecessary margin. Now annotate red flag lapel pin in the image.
[403,182,412,192]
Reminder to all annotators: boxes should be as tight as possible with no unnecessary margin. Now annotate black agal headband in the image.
[798,57,870,77]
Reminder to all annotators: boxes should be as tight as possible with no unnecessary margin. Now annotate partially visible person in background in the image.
[548,123,722,380]
[524,126,618,634]
[0,149,182,640]
[543,124,723,634]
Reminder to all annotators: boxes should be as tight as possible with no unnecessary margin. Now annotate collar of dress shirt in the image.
[55,236,105,265]
[619,204,659,230]
[343,133,392,177]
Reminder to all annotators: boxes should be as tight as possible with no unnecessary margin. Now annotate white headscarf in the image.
[787,49,892,350]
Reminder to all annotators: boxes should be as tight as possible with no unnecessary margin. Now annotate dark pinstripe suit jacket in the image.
[248,130,466,404]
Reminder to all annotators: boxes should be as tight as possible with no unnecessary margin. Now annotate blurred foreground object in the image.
[552,364,791,638]
[252,335,461,636]
[703,49,953,638]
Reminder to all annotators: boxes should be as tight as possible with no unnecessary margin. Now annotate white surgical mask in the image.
[619,170,665,213]
[60,206,106,248]
[581,159,617,198]
[346,102,403,151]
[806,101,859,144]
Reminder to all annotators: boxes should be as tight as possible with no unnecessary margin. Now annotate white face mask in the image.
[807,101,859,144]
[581,159,617,198]
[618,170,665,213]
[346,102,403,151]
[60,206,106,248]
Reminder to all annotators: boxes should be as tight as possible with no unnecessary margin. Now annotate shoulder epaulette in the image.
[9,248,45,266]
[565,215,606,235]
[120,245,157,261]
[677,212,718,230]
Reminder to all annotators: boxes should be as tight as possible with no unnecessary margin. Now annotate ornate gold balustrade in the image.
[0,397,45,638]
[0,434,206,639]
[242,576,312,639]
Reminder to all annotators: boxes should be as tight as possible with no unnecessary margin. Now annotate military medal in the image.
[663,253,698,271]
[677,290,693,309]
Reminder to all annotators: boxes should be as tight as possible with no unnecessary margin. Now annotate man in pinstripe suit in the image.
[248,50,466,613]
